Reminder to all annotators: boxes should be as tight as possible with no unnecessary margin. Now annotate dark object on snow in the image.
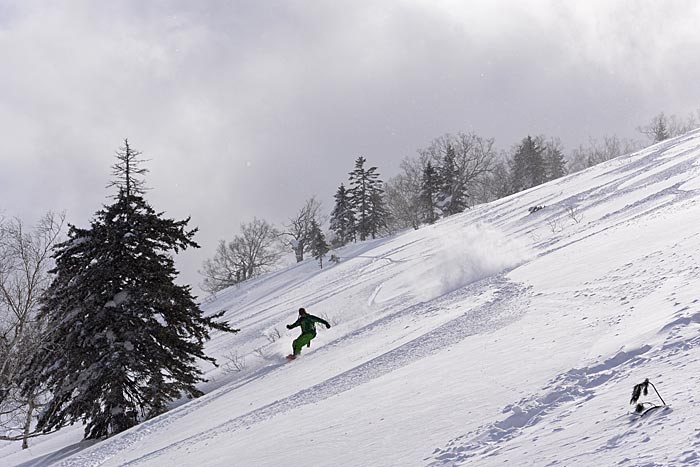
[630,378,667,416]
[286,307,331,357]
[528,205,545,214]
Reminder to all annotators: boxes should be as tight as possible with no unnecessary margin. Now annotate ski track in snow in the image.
[51,276,529,467]
[426,344,654,466]
[427,330,700,467]
[203,237,427,355]
[427,255,700,467]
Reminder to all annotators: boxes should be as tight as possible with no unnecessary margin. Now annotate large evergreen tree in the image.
[22,140,236,439]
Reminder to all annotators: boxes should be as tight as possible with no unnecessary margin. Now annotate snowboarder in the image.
[285,307,331,359]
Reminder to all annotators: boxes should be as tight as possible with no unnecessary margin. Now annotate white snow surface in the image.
[4,130,700,466]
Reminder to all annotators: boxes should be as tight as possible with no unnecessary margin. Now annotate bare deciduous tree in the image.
[200,218,283,293]
[546,218,564,234]
[283,197,323,262]
[488,156,513,199]
[0,212,64,448]
[385,157,424,231]
[221,351,247,373]
[567,206,583,224]
[264,327,281,343]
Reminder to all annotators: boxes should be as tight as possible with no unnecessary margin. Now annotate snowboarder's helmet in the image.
[298,307,308,316]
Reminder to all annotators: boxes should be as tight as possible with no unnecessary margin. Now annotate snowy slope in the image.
[3,129,700,467]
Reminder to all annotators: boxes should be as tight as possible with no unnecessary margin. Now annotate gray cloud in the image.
[1,0,699,294]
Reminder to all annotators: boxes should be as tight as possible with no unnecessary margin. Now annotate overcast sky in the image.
[1,0,699,295]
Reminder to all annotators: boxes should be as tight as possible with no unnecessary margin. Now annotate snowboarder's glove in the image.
[326,323,331,329]
[286,324,292,329]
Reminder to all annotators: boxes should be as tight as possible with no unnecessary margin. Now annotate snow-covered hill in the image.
[4,130,700,466]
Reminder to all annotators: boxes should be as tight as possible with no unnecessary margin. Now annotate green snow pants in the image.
[292,332,315,355]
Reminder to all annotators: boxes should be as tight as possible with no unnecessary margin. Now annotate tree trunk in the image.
[294,244,304,263]
[22,395,36,449]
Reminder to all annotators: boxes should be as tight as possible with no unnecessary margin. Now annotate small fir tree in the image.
[21,140,236,439]
[439,145,467,216]
[543,139,567,181]
[637,112,671,143]
[309,220,330,268]
[420,161,441,224]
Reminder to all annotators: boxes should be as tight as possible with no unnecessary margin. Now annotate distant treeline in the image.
[201,109,700,293]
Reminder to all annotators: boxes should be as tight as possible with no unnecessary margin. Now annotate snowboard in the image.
[285,354,297,361]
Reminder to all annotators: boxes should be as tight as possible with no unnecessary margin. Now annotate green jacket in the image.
[287,314,330,336]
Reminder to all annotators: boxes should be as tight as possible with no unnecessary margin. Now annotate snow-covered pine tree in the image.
[21,140,236,439]
[329,183,355,246]
[420,161,441,224]
[309,220,330,268]
[348,156,386,241]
